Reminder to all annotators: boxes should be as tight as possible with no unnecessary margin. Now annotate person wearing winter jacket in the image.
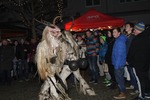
[85,30,99,84]
[127,22,150,99]
[112,27,127,99]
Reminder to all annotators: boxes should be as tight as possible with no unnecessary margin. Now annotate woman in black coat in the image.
[105,30,116,89]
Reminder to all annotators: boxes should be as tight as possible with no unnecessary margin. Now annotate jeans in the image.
[108,64,116,82]
[87,55,99,82]
[127,65,139,90]
[18,60,29,80]
[114,67,125,92]
[0,70,11,85]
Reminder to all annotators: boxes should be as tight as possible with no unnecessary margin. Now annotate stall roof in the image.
[65,9,124,31]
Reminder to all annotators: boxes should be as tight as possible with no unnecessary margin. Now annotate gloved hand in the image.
[99,61,102,65]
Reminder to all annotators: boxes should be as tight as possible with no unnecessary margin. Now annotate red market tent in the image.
[65,9,124,31]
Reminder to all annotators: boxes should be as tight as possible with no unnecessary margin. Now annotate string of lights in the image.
[7,0,64,25]
[39,0,44,19]
[55,0,63,24]
[57,0,63,16]
[9,0,29,6]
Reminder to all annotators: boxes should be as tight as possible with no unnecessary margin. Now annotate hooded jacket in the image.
[112,34,127,69]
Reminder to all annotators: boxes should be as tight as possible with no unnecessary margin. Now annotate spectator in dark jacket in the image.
[124,22,139,95]
[28,38,38,77]
[105,30,116,89]
[16,39,30,81]
[0,39,14,85]
[127,22,150,99]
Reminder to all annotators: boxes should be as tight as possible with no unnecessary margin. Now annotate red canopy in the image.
[65,9,124,31]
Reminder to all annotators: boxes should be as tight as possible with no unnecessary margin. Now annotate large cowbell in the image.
[68,58,88,71]
[68,60,79,71]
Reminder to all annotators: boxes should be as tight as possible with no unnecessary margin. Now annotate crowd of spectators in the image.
[0,38,38,84]
[72,21,150,100]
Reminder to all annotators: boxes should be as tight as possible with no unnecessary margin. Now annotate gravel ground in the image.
[0,75,146,100]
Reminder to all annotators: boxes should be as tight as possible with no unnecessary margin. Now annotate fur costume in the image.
[35,25,95,100]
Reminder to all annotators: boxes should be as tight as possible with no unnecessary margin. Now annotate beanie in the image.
[100,36,106,42]
[134,22,145,32]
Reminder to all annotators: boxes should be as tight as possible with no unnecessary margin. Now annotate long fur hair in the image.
[35,26,79,80]
[35,26,59,80]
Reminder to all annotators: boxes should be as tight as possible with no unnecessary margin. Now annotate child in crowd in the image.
[99,36,111,86]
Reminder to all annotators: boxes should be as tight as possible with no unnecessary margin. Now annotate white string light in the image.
[57,0,63,15]
[9,0,63,24]
[9,0,28,6]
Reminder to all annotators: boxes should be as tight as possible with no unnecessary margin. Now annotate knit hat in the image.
[134,22,145,32]
[100,36,106,42]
